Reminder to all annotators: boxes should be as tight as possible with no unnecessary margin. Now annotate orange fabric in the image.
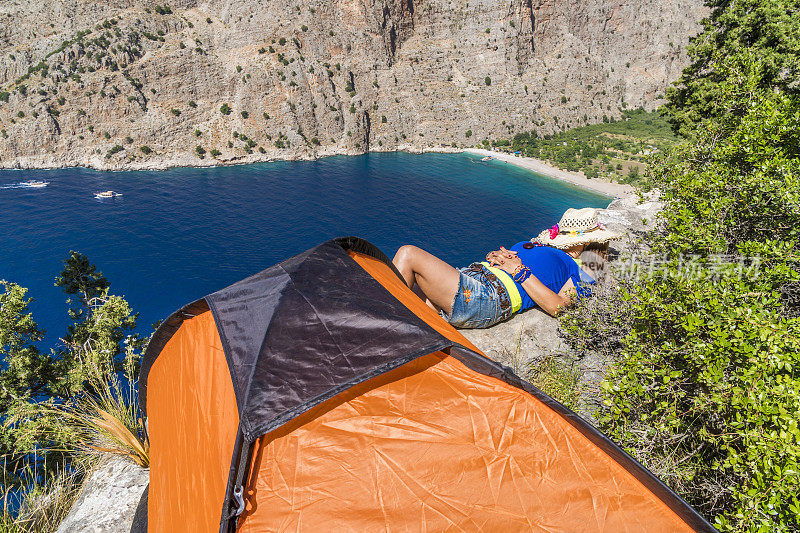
[348,250,482,353]
[238,352,692,532]
[147,311,239,533]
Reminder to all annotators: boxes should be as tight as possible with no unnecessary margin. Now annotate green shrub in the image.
[195,145,206,158]
[571,53,800,531]
[105,145,124,158]
[188,100,197,108]
[140,145,152,154]
[278,37,286,46]
[0,91,9,103]
[210,149,221,158]
[484,76,491,86]
[220,103,231,115]
[240,110,249,119]
[170,108,181,116]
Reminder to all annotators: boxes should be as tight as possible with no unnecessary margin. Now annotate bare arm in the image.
[520,276,576,316]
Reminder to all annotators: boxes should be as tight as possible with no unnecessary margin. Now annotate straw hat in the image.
[533,208,622,249]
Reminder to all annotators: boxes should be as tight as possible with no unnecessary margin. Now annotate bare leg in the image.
[392,245,461,315]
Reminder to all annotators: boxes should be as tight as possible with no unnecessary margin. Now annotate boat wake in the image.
[0,180,50,189]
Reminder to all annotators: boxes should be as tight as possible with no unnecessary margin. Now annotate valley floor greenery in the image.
[489,108,678,185]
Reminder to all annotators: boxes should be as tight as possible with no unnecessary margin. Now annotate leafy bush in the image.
[564,51,800,531]
[195,145,206,158]
[210,149,221,158]
[220,103,231,115]
[240,110,249,119]
[140,145,152,154]
[484,76,491,86]
[1,253,144,497]
[665,0,800,136]
[105,145,124,158]
[170,108,181,116]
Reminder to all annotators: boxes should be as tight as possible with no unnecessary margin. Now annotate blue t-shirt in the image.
[508,242,594,311]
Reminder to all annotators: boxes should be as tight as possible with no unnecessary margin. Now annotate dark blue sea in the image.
[0,152,608,343]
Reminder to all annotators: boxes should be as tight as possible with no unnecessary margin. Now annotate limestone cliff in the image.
[0,0,706,169]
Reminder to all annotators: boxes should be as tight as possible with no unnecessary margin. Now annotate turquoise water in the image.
[0,152,608,341]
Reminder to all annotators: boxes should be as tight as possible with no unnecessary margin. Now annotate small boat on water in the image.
[481,156,493,162]
[19,180,50,188]
[94,190,123,199]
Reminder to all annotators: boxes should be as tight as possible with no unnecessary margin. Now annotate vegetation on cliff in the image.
[563,1,800,529]
[0,254,147,531]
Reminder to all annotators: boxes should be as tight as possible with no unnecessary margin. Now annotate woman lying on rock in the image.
[393,208,620,328]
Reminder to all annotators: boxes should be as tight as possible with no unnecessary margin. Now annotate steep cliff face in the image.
[0,0,706,169]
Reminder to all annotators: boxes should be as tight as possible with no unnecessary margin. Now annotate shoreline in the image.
[0,146,463,173]
[1,147,635,200]
[464,148,635,199]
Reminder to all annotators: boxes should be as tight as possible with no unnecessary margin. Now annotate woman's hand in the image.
[487,247,522,275]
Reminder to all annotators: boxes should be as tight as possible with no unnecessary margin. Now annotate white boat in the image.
[480,156,493,162]
[19,180,50,188]
[94,190,123,199]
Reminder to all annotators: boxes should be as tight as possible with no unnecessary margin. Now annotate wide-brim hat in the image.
[534,207,622,249]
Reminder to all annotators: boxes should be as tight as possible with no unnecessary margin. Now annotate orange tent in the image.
[141,237,714,532]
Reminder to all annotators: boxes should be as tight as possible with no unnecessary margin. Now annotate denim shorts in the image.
[443,263,514,329]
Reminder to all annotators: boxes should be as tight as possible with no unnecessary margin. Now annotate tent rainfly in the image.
[140,237,715,532]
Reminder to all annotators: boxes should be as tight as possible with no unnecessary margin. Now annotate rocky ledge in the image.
[460,192,662,419]
[56,457,148,533]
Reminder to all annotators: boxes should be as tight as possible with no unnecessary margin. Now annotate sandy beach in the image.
[465,148,635,199]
